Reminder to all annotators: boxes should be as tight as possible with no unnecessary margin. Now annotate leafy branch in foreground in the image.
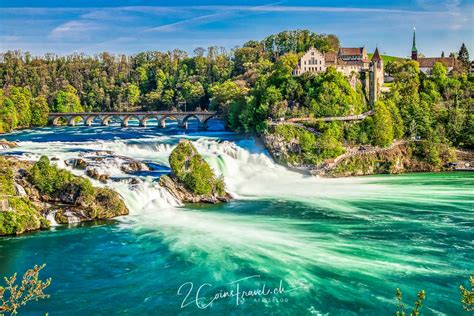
[395,288,425,316]
[0,264,51,315]
[460,276,473,311]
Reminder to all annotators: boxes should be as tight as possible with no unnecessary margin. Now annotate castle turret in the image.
[369,47,384,106]
[411,27,418,61]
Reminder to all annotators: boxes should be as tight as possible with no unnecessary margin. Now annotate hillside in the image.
[368,53,405,62]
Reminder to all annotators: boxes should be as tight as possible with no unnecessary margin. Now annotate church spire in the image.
[412,27,417,51]
[411,27,418,61]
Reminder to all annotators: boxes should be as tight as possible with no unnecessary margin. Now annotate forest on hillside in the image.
[0,30,472,164]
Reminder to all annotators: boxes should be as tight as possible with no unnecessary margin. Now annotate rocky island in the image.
[159,140,231,204]
[0,156,128,236]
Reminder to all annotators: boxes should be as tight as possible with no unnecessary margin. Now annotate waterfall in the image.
[2,134,388,220]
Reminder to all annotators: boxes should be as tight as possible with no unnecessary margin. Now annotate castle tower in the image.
[369,47,384,106]
[411,27,418,61]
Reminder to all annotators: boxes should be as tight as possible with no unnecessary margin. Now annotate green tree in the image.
[9,87,32,127]
[209,80,247,110]
[316,123,345,159]
[30,96,49,126]
[52,85,84,113]
[126,84,140,107]
[181,81,205,107]
[372,101,394,147]
[0,90,18,133]
[457,43,470,72]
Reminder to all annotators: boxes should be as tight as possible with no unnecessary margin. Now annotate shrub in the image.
[28,156,94,202]
[0,157,15,196]
[0,264,51,315]
[169,140,225,196]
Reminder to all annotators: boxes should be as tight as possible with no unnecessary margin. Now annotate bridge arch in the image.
[159,116,180,128]
[181,114,202,129]
[101,115,122,126]
[52,116,67,126]
[84,115,100,126]
[200,115,216,129]
[140,115,159,127]
[122,115,144,127]
[67,115,86,126]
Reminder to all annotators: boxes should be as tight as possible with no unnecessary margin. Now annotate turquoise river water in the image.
[0,120,472,315]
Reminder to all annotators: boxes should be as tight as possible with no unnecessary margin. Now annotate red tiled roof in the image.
[339,47,364,56]
[417,57,456,68]
[335,58,365,66]
[325,52,337,63]
[372,48,382,62]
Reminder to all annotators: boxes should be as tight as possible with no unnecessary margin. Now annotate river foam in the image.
[1,126,472,314]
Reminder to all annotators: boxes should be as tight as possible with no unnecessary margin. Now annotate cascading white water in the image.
[2,129,472,315]
[6,135,438,218]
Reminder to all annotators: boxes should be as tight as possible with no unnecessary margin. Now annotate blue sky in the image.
[0,0,472,57]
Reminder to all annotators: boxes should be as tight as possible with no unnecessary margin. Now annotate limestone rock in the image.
[86,168,110,183]
[0,139,18,149]
[159,175,231,204]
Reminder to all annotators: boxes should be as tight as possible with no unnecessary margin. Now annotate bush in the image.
[0,157,15,196]
[28,156,94,202]
[169,140,226,196]
[0,197,49,235]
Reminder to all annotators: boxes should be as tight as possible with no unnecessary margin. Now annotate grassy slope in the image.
[368,53,406,63]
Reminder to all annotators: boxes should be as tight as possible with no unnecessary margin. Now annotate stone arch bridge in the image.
[48,111,218,129]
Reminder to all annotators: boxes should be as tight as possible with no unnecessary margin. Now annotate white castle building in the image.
[292,46,384,105]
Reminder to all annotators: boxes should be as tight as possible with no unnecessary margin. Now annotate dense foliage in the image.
[0,30,472,166]
[29,156,94,202]
[0,157,50,235]
[169,140,225,196]
[0,30,339,131]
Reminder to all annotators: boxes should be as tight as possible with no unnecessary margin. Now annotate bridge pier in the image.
[84,116,94,126]
[198,122,208,130]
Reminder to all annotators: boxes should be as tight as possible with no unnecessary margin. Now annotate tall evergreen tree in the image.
[458,43,470,72]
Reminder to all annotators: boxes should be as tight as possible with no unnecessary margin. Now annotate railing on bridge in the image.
[48,111,219,129]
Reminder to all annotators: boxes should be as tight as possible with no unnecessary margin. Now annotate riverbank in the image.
[0,125,472,314]
[262,129,474,177]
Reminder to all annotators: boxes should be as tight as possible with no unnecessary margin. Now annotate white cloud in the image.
[49,20,102,39]
[144,13,226,33]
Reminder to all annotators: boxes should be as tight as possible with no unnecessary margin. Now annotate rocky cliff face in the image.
[263,132,457,177]
[325,143,439,177]
[159,175,231,204]
[0,156,129,236]
[262,133,302,166]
